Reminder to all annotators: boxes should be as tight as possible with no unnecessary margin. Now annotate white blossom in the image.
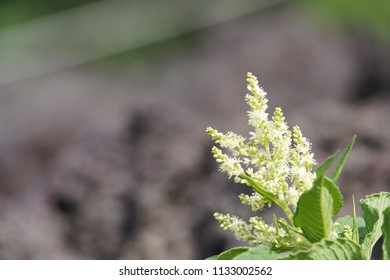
[207,72,317,248]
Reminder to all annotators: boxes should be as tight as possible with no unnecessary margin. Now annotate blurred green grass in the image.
[300,0,390,41]
[1,0,388,86]
[0,0,97,28]
[0,0,287,85]
[2,0,389,40]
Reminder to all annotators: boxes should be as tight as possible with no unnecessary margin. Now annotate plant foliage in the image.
[207,73,389,260]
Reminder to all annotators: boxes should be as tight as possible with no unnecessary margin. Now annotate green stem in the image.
[275,199,294,225]
[294,234,313,250]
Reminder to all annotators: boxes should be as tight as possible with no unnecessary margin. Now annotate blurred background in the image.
[0,0,389,259]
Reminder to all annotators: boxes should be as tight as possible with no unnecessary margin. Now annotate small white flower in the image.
[248,111,268,127]
[207,73,317,247]
[286,187,300,207]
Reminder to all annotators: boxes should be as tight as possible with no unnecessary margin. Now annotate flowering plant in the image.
[206,73,390,260]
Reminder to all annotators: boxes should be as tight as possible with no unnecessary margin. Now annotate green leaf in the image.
[243,175,277,202]
[352,195,359,244]
[215,246,249,260]
[282,238,363,260]
[315,152,338,178]
[243,175,295,223]
[382,207,390,260]
[335,215,367,244]
[332,135,356,183]
[360,192,390,259]
[323,177,343,215]
[232,246,279,260]
[294,176,343,242]
[212,246,279,260]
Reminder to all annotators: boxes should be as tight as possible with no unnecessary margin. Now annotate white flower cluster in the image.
[206,72,317,247]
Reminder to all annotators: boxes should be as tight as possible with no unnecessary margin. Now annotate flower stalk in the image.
[207,72,316,249]
[206,73,390,260]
